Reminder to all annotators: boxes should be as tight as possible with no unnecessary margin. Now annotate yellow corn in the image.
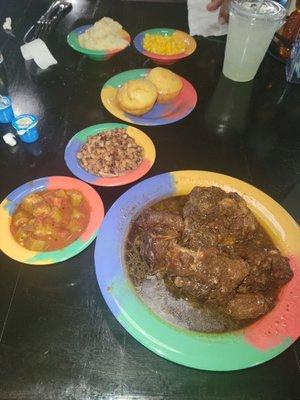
[142,33,186,56]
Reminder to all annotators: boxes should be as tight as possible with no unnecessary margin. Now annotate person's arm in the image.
[207,0,230,24]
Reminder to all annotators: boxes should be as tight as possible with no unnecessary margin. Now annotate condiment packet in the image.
[3,132,17,146]
[3,17,12,31]
[20,39,57,69]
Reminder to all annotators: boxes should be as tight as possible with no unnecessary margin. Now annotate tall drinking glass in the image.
[223,0,286,82]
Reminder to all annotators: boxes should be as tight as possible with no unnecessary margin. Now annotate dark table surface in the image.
[0,0,299,399]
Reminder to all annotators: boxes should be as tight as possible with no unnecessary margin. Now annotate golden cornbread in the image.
[147,67,183,103]
[117,79,158,116]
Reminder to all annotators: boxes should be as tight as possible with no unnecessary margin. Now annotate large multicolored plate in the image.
[67,25,131,61]
[134,28,197,65]
[94,170,300,371]
[64,123,156,187]
[0,176,104,265]
[100,69,197,126]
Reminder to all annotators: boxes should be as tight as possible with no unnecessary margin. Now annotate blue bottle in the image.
[0,95,14,123]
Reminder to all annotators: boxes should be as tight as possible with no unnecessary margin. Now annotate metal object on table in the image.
[23,1,72,43]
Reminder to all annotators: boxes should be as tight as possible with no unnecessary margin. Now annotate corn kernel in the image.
[142,34,186,56]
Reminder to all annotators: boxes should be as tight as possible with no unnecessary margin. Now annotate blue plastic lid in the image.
[12,114,38,131]
[0,96,12,110]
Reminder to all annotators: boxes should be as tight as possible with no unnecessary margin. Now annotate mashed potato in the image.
[78,17,129,51]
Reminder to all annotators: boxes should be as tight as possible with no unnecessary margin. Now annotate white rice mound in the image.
[78,17,129,51]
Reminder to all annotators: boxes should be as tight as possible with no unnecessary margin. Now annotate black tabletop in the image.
[0,0,299,399]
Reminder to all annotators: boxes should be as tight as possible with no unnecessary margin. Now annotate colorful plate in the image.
[134,28,197,65]
[0,176,104,265]
[64,123,156,187]
[101,69,197,126]
[94,170,300,371]
[67,25,131,61]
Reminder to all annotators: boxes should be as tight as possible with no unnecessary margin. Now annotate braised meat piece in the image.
[132,187,294,323]
[136,210,183,273]
[140,225,249,304]
[169,248,249,304]
[235,244,293,293]
[225,293,275,320]
[139,229,178,273]
[183,187,258,250]
[136,209,184,234]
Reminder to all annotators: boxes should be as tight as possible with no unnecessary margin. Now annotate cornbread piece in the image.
[117,79,158,116]
[147,67,183,103]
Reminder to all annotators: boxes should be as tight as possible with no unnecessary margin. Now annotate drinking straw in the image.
[256,0,265,13]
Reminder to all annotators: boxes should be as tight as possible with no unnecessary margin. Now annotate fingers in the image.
[207,0,223,11]
[207,0,230,25]
[219,0,230,24]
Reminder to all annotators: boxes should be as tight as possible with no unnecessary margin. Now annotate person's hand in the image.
[207,0,230,25]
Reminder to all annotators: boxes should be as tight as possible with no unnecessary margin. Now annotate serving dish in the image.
[101,69,197,126]
[0,176,104,265]
[64,123,156,187]
[67,24,131,61]
[94,170,300,371]
[134,28,196,65]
